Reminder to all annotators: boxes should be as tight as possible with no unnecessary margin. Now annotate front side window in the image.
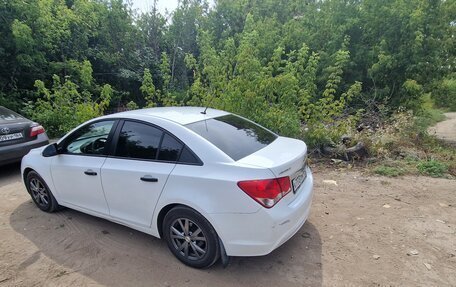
[185,114,277,161]
[115,121,163,160]
[65,120,115,155]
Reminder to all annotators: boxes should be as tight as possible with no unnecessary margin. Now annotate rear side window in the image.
[115,120,201,164]
[158,133,183,162]
[116,121,162,160]
[179,146,200,164]
[185,114,277,161]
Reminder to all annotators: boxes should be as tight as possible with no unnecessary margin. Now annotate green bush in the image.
[417,160,448,177]
[433,77,456,111]
[186,24,362,146]
[25,74,111,138]
[126,101,139,110]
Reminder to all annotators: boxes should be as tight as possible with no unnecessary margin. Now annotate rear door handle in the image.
[140,175,158,182]
[84,169,97,176]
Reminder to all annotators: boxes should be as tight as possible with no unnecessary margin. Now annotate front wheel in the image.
[25,171,59,212]
[163,206,220,268]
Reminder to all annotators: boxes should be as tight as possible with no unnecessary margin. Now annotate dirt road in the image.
[429,112,456,144]
[0,163,455,286]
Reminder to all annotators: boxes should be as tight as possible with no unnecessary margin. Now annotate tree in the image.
[141,68,158,107]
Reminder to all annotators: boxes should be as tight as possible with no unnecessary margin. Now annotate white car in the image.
[21,107,314,268]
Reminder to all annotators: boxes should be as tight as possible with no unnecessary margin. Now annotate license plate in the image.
[292,168,307,193]
[0,132,23,142]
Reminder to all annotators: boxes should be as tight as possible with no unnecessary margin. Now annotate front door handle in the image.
[84,169,97,176]
[140,175,158,182]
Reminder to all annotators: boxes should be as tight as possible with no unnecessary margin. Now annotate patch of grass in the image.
[373,165,406,177]
[416,160,448,177]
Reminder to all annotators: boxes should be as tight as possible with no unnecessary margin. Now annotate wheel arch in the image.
[22,167,35,184]
[156,202,224,242]
[156,203,181,238]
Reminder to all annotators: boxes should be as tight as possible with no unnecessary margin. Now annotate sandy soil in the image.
[428,112,456,145]
[0,163,455,287]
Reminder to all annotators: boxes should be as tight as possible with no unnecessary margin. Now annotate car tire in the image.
[25,171,59,212]
[163,206,220,268]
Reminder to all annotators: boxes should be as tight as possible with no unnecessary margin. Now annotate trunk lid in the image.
[236,136,309,206]
[237,136,308,180]
[0,107,33,146]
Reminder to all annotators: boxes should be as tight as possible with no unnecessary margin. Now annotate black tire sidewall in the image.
[25,171,57,212]
[163,206,220,268]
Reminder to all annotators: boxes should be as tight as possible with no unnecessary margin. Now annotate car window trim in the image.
[155,131,166,160]
[58,119,120,158]
[108,118,203,166]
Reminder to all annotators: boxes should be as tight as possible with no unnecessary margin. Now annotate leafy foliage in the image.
[186,16,361,141]
[434,77,456,111]
[141,68,158,108]
[0,0,453,146]
[25,64,111,138]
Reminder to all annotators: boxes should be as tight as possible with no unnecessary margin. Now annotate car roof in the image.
[109,106,230,125]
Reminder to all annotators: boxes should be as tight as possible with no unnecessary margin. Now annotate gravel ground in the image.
[0,163,455,286]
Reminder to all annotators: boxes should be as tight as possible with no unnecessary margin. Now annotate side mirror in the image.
[42,143,61,157]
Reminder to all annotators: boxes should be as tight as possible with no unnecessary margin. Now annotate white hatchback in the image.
[21,107,314,268]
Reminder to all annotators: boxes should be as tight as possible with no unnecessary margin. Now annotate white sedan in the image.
[21,107,314,268]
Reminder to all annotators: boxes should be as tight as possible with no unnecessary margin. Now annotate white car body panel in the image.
[210,167,313,256]
[238,136,307,177]
[21,107,314,257]
[101,157,176,228]
[51,155,110,215]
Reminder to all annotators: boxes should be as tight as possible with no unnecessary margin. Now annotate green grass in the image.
[416,160,448,177]
[372,157,453,178]
[373,165,406,177]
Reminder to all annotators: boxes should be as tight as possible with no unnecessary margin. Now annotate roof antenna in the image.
[201,106,209,114]
[201,93,215,114]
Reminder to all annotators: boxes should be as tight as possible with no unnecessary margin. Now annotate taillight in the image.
[30,124,45,137]
[237,176,292,208]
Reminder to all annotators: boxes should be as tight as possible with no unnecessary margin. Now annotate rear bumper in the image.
[211,167,314,256]
[0,134,49,165]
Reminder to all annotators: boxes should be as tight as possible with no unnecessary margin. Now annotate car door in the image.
[101,120,179,228]
[51,120,117,215]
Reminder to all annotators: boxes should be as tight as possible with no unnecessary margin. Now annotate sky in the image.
[131,0,179,15]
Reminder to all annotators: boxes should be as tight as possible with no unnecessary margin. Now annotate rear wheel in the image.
[163,206,220,268]
[25,171,59,212]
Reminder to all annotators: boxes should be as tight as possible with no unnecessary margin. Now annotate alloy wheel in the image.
[29,178,49,208]
[170,218,207,261]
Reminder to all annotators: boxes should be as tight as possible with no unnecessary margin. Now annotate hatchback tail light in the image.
[237,176,292,208]
[30,124,45,137]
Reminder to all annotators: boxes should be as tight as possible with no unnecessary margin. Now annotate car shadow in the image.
[10,201,322,286]
[0,162,21,187]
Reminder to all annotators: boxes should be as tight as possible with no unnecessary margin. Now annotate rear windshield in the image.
[0,106,24,122]
[185,114,277,160]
